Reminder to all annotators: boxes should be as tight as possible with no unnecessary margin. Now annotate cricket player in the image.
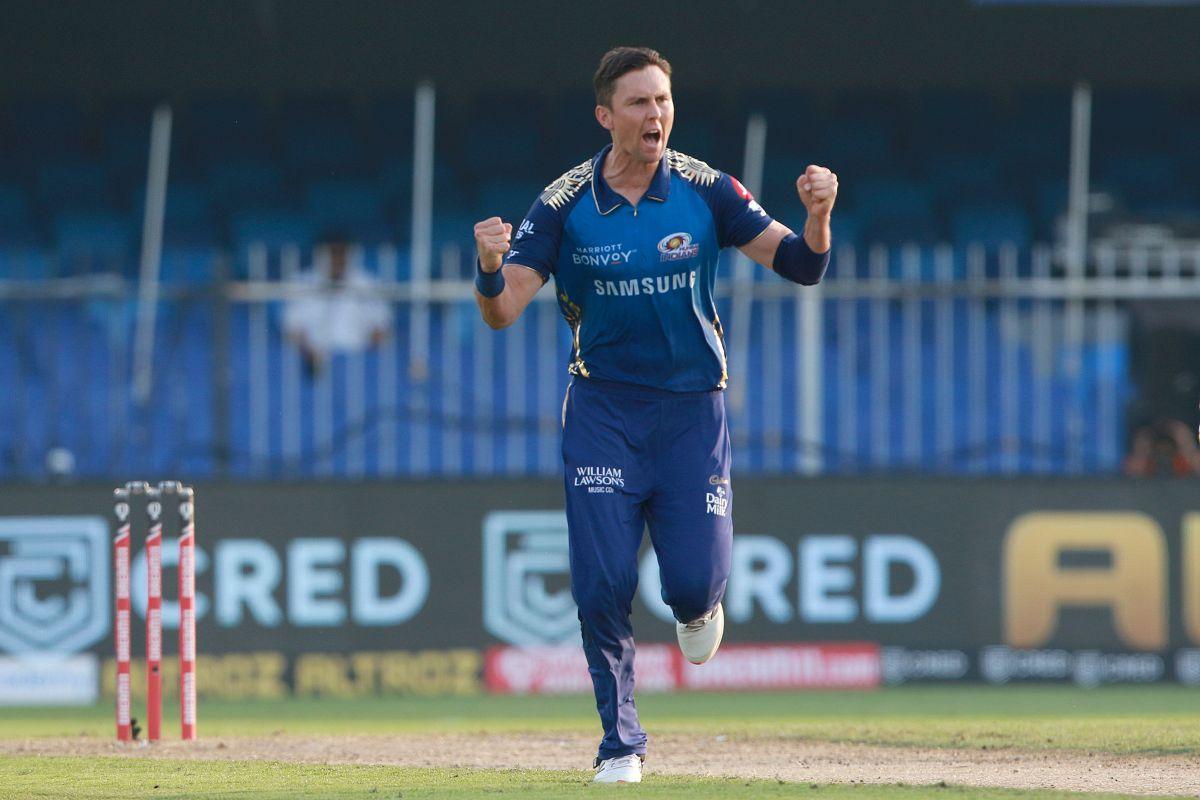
[473,46,837,783]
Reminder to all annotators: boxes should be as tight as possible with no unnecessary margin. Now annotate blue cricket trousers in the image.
[562,377,733,761]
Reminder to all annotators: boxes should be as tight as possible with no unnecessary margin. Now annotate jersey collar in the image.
[591,144,672,215]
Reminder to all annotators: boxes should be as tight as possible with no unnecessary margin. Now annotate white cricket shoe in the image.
[676,602,724,664]
[593,754,643,783]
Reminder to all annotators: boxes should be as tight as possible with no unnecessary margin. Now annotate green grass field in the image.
[2,686,1198,799]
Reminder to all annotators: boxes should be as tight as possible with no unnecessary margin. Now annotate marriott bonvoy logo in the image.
[574,466,624,494]
[572,244,636,267]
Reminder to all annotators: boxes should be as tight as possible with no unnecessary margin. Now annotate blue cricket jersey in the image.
[504,145,774,393]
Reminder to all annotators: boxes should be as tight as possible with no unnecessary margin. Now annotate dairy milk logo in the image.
[0,517,110,654]
[483,511,579,645]
[572,243,636,267]
[573,466,624,494]
[705,484,729,517]
[658,232,699,261]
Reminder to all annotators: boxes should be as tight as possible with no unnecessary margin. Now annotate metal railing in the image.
[3,240,1198,481]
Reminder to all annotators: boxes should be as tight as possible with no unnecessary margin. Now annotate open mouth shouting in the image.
[642,128,663,148]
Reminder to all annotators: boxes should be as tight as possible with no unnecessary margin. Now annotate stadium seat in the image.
[855,179,935,229]
[926,153,1005,204]
[4,99,88,160]
[0,184,35,245]
[54,212,132,261]
[304,180,385,228]
[37,161,114,212]
[207,160,286,213]
[230,211,316,254]
[187,96,272,162]
[160,246,217,285]
[951,205,1032,249]
[476,181,545,223]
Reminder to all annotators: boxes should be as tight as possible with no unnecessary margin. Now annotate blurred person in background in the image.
[472,46,836,782]
[1123,417,1200,477]
[282,233,392,377]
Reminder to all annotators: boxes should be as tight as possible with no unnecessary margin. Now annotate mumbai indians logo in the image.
[658,232,699,261]
[0,516,110,654]
[482,511,580,646]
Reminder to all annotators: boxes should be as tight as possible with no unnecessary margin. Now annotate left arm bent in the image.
[737,164,837,283]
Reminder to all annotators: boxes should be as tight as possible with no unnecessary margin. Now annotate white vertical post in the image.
[410,81,436,377]
[1064,82,1091,474]
[799,274,824,475]
[132,104,173,405]
[409,81,436,475]
[728,113,768,415]
[1065,83,1092,281]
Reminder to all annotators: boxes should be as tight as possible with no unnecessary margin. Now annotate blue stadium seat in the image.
[207,160,285,213]
[462,125,539,178]
[187,97,272,161]
[855,179,935,227]
[998,92,1071,170]
[230,211,316,253]
[951,205,1032,249]
[54,212,132,274]
[101,99,159,179]
[304,180,385,228]
[1099,153,1179,192]
[812,115,896,171]
[282,128,362,174]
[54,212,131,254]
[913,93,1001,154]
[37,161,114,212]
[0,248,52,279]
[5,99,88,159]
[366,94,415,158]
[926,153,1004,204]
[0,184,37,246]
[160,246,217,285]
[1032,178,1068,233]
[476,180,544,222]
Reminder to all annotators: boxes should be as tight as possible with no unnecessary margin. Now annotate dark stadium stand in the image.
[0,89,1195,480]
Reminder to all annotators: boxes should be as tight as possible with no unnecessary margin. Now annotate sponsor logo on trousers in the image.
[574,466,624,494]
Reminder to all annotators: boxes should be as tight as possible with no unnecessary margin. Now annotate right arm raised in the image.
[473,216,545,329]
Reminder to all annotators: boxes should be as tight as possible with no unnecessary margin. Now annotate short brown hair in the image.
[593,47,672,107]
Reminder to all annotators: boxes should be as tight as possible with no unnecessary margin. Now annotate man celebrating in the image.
[473,46,837,783]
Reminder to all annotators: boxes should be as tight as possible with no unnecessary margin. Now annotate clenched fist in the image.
[797,164,838,218]
[474,217,512,273]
